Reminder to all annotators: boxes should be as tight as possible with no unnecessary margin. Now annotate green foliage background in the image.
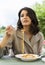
[33,0,45,38]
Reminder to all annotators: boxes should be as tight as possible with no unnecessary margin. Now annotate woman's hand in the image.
[0,26,15,48]
[6,25,15,37]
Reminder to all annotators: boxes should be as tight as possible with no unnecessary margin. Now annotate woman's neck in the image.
[23,26,29,33]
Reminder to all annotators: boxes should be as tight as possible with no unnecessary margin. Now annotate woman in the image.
[0,7,44,57]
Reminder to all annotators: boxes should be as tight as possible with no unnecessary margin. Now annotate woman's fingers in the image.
[6,26,10,31]
[6,30,11,36]
[5,25,15,36]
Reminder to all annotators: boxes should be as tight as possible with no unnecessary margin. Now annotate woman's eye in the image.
[20,13,29,17]
[26,14,29,16]
[20,14,24,17]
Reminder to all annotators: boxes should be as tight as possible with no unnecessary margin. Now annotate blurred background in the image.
[0,0,45,40]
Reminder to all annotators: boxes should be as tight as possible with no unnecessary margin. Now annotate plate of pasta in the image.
[15,54,41,61]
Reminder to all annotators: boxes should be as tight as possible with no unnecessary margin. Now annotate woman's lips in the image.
[24,20,28,22]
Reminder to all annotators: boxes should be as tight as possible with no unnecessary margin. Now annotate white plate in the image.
[15,54,41,61]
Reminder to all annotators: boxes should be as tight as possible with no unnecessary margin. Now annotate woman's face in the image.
[20,10,31,26]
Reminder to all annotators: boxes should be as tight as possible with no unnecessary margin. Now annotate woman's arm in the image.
[38,32,44,55]
[0,25,15,48]
[0,34,10,48]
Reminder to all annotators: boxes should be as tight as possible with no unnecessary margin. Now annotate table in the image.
[0,56,45,65]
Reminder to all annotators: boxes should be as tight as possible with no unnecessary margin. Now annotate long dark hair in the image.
[17,7,40,35]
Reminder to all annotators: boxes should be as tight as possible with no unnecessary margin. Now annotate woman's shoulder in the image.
[16,29,23,32]
[38,32,44,37]
[16,29,23,35]
[33,32,44,42]
[36,31,44,39]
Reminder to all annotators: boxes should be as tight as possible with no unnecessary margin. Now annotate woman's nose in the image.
[24,15,27,18]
